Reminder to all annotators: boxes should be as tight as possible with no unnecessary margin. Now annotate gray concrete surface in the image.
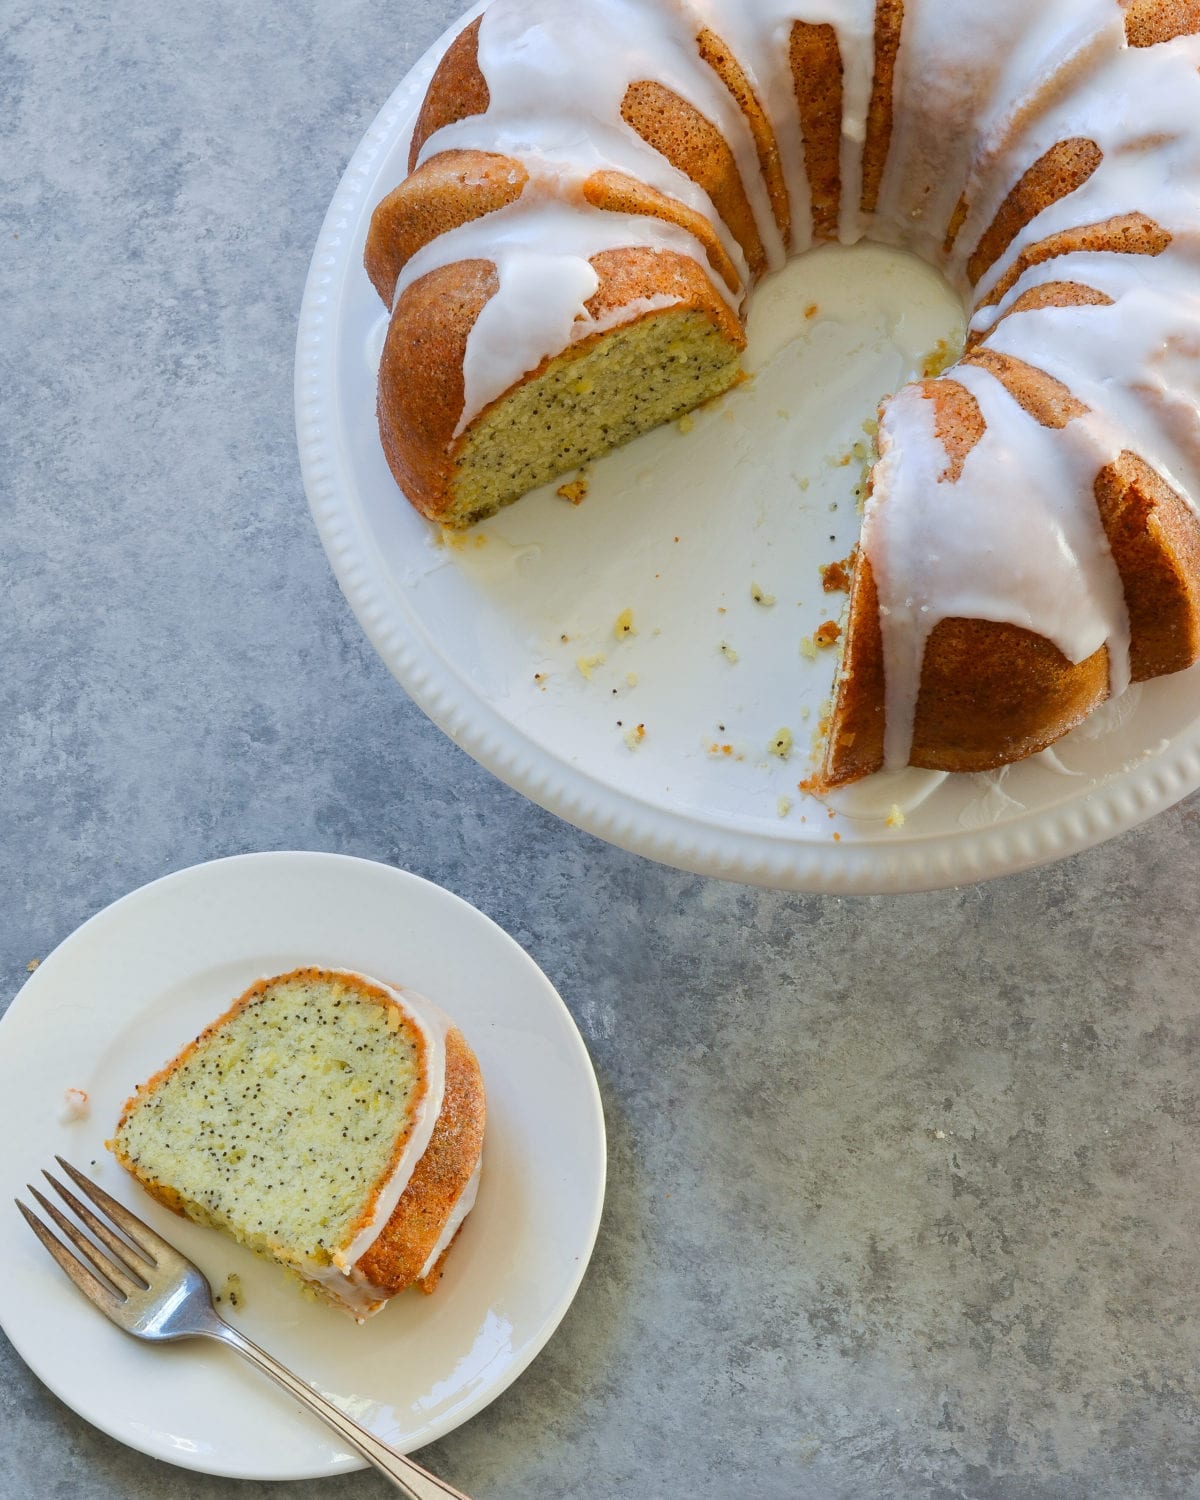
[4,3,1200,1496]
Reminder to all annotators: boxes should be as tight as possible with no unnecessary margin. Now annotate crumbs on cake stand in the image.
[216,1272,245,1310]
[59,1088,90,1124]
[557,468,590,506]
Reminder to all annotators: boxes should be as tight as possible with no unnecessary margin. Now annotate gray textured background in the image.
[4,3,1200,1496]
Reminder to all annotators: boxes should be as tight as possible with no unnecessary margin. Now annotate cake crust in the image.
[357,1025,486,1296]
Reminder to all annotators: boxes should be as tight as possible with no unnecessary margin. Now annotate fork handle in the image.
[208,1322,471,1499]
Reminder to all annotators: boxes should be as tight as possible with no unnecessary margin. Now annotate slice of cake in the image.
[109,968,485,1319]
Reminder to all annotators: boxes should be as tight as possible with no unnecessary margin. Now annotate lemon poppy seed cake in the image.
[110,968,485,1319]
[365,0,1200,787]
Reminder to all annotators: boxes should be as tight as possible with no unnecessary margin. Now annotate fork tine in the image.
[54,1157,177,1266]
[27,1186,144,1300]
[42,1169,153,1285]
[17,1198,122,1311]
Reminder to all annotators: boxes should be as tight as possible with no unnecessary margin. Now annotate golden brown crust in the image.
[116,1174,191,1222]
[409,17,490,173]
[908,623,1110,773]
[379,247,743,522]
[966,138,1103,287]
[356,1026,486,1297]
[822,551,887,786]
[976,212,1172,310]
[790,21,843,243]
[364,150,529,308]
[965,280,1113,351]
[1096,452,1200,680]
[862,0,904,216]
[1123,0,1200,46]
[620,79,768,278]
[696,27,792,249]
[960,347,1090,429]
[823,573,1113,785]
[581,246,744,346]
[925,376,986,483]
[379,259,498,521]
[582,168,743,294]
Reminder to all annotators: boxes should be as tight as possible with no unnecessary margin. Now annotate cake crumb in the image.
[26,958,40,972]
[821,558,852,593]
[799,636,817,660]
[719,642,739,664]
[921,338,956,378]
[626,672,638,688]
[59,1088,90,1124]
[217,1273,245,1310]
[886,805,907,830]
[576,654,605,680]
[778,797,792,819]
[613,608,637,641]
[556,473,589,506]
[768,728,794,760]
[623,723,646,750]
[814,620,842,648]
[804,303,819,319]
[750,582,776,607]
[677,413,695,434]
[798,476,810,492]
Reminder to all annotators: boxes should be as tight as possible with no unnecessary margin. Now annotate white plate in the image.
[0,852,605,1481]
[296,5,1200,893]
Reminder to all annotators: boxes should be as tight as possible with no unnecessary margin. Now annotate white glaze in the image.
[388,0,1200,774]
[395,199,719,438]
[419,1154,483,1280]
[331,973,450,1272]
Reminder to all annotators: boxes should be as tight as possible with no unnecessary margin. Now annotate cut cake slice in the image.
[110,968,485,1319]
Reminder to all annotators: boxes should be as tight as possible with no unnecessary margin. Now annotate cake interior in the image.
[448,305,745,526]
[113,973,423,1270]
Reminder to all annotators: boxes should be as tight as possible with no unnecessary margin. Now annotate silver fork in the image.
[18,1157,471,1499]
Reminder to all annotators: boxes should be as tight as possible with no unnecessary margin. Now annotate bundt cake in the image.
[110,968,485,1319]
[363,0,1200,787]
